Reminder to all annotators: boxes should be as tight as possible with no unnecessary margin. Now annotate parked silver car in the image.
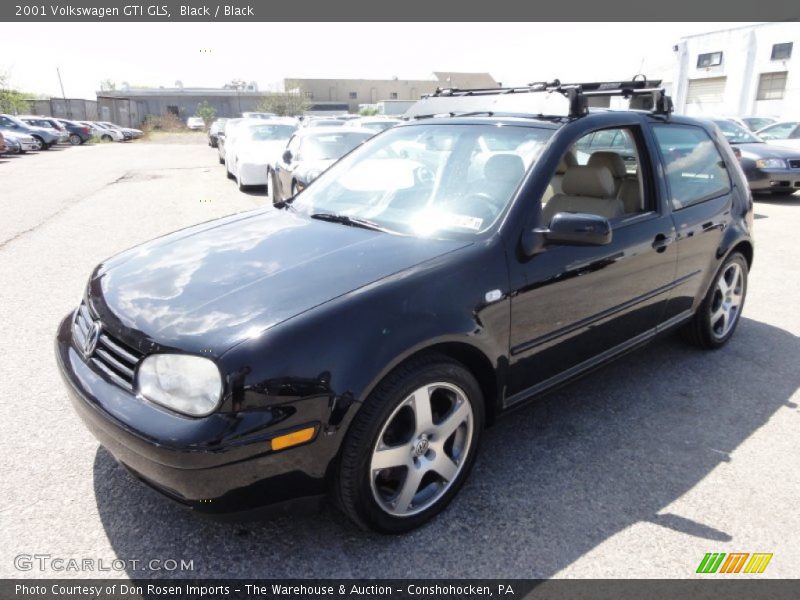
[0,114,61,149]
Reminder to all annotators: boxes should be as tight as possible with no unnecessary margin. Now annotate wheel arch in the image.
[730,239,754,269]
[359,339,501,428]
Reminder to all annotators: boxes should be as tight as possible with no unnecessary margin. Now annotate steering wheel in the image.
[457,192,500,222]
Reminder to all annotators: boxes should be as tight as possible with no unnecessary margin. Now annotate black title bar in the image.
[3,0,800,21]
[3,580,800,600]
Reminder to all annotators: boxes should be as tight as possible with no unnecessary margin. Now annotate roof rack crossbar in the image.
[423,77,673,118]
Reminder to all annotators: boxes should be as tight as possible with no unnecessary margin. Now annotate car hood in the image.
[736,142,800,158]
[91,208,469,351]
[762,139,800,152]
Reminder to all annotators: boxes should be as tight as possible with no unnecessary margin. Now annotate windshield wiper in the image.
[310,213,388,232]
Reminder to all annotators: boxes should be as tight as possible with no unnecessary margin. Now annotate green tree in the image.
[0,70,30,114]
[195,100,217,125]
[359,106,380,116]
[256,92,311,117]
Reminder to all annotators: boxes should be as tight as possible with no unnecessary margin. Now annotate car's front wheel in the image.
[682,251,748,349]
[336,354,484,533]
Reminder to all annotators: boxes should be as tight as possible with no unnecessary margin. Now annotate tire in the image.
[32,136,47,150]
[681,252,748,349]
[218,154,224,165]
[237,169,246,191]
[335,353,484,533]
[101,134,112,142]
[68,134,81,145]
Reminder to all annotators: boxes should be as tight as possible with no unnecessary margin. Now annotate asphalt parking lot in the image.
[1,137,798,579]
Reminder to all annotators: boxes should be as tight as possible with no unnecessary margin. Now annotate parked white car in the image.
[226,119,298,190]
[351,117,402,133]
[83,122,125,142]
[187,117,206,130]
[755,120,800,149]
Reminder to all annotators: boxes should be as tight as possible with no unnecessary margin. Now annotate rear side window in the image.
[652,125,731,210]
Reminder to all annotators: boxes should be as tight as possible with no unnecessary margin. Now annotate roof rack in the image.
[413,76,673,119]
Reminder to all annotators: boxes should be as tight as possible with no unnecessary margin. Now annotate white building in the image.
[672,22,799,119]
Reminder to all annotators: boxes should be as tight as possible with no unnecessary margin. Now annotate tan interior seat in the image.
[588,151,642,213]
[542,165,625,223]
[542,150,578,205]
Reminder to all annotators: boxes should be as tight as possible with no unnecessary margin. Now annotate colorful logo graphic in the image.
[696,552,773,574]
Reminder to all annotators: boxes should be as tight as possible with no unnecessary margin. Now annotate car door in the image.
[275,134,302,199]
[506,121,679,402]
[650,123,736,316]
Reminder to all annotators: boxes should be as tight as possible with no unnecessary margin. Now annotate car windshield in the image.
[743,117,774,131]
[302,131,373,160]
[714,120,761,144]
[292,123,553,238]
[246,124,296,141]
[25,119,51,128]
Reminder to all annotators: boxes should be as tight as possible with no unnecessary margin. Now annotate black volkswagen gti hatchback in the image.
[56,80,754,533]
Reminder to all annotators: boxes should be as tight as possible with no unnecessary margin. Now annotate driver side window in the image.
[541,127,647,225]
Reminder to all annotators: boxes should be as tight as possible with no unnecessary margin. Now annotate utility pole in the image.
[56,67,71,118]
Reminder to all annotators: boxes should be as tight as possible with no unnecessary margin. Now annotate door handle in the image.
[652,234,674,252]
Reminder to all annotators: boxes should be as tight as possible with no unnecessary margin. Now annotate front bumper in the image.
[55,314,331,515]
[748,168,800,192]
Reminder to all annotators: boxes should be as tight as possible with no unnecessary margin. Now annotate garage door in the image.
[686,77,727,104]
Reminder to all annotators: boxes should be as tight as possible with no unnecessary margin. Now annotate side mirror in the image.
[521,212,612,256]
[282,150,293,163]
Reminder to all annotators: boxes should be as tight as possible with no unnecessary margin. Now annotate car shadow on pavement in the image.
[753,192,800,205]
[93,317,799,578]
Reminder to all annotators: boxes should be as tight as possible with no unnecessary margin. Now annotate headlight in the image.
[137,354,222,417]
[755,158,786,169]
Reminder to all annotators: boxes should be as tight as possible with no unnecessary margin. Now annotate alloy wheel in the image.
[369,382,473,517]
[709,262,744,340]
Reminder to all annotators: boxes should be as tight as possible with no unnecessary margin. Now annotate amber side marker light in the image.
[271,426,317,451]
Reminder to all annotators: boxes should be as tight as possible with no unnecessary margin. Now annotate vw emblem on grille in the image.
[82,321,102,358]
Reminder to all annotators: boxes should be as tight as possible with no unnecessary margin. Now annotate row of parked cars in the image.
[205,110,800,200]
[0,113,143,156]
[208,114,401,195]
[711,117,800,196]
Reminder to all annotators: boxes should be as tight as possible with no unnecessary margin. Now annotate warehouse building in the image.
[96,86,271,127]
[284,72,499,112]
[672,22,799,118]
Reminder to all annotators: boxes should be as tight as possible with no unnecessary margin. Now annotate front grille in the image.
[788,159,800,169]
[73,301,143,391]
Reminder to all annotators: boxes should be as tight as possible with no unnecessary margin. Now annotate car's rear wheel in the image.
[32,136,47,150]
[68,134,82,145]
[681,252,748,349]
[101,134,112,142]
[335,354,484,533]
